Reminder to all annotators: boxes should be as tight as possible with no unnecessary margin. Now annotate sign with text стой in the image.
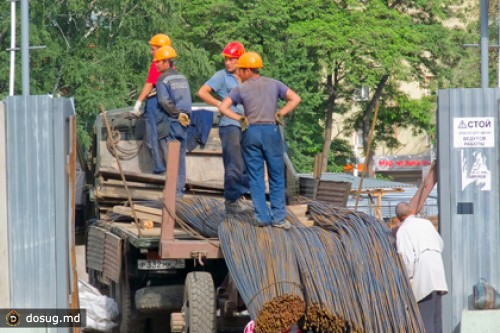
[453,117,494,148]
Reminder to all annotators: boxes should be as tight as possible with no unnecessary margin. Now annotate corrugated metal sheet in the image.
[0,101,10,307]
[87,227,106,272]
[438,88,500,333]
[103,232,122,284]
[298,172,416,190]
[298,173,424,219]
[299,177,351,206]
[5,96,76,326]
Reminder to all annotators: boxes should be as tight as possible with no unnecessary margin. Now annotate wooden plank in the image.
[161,141,180,258]
[287,204,314,227]
[96,184,163,201]
[113,206,162,223]
[104,178,164,189]
[99,167,166,184]
[133,204,162,216]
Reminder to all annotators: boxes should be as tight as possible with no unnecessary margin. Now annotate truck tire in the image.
[112,276,144,333]
[182,272,216,333]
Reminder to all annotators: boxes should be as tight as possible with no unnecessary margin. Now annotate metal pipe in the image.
[9,0,16,96]
[20,0,29,96]
[480,0,489,88]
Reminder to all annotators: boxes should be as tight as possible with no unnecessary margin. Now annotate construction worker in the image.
[154,45,192,197]
[131,33,172,174]
[197,41,251,214]
[219,52,301,228]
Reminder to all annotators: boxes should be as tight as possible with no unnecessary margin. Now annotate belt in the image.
[250,121,276,125]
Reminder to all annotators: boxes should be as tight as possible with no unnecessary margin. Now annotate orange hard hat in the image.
[222,41,245,58]
[154,45,177,62]
[148,34,172,47]
[237,52,263,69]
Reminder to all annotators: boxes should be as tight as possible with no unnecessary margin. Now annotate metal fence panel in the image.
[5,95,76,333]
[438,88,500,333]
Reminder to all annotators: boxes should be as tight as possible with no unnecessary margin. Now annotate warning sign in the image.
[453,117,495,148]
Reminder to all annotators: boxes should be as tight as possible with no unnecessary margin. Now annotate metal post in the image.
[9,0,17,96]
[21,0,29,96]
[480,0,489,88]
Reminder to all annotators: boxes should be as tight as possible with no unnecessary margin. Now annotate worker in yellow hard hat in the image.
[197,41,251,214]
[219,51,301,228]
[154,45,192,196]
[130,33,172,175]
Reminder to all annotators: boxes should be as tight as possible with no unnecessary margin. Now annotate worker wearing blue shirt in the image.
[154,45,192,197]
[197,41,250,214]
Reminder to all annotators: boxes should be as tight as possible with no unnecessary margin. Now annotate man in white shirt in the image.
[395,202,448,333]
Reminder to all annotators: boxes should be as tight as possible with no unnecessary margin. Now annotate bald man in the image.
[395,202,448,333]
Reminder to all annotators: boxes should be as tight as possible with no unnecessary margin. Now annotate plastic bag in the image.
[473,278,500,309]
[78,279,119,332]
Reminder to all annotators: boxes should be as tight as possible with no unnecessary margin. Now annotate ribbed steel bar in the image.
[307,200,425,332]
[219,216,305,333]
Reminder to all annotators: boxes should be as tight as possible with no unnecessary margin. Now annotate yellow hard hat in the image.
[148,34,172,47]
[237,52,263,69]
[154,45,177,61]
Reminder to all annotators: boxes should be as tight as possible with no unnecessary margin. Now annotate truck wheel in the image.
[182,272,216,333]
[112,277,144,333]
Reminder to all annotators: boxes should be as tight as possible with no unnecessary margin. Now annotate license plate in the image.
[137,259,186,270]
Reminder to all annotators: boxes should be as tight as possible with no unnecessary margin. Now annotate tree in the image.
[286,0,471,174]
[0,0,213,148]
[0,0,477,173]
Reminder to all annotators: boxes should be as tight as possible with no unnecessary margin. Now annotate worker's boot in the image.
[272,220,291,230]
[225,198,252,214]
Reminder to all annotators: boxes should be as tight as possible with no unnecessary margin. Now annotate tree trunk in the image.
[361,75,389,177]
[321,67,338,172]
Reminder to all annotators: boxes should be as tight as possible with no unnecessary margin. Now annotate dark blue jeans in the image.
[241,125,286,225]
[144,96,169,174]
[219,125,249,202]
[159,120,187,197]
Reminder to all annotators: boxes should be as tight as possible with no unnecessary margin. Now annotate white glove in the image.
[131,100,143,117]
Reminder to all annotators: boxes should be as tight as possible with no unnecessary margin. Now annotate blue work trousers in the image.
[144,96,168,174]
[241,125,286,225]
[219,125,249,202]
[160,120,187,197]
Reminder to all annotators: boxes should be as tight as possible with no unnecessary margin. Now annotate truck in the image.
[84,104,299,333]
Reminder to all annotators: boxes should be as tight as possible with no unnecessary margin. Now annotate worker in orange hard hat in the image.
[197,41,251,214]
[154,45,192,197]
[129,33,172,175]
[219,51,301,228]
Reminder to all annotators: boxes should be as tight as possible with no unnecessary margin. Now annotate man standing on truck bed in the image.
[219,52,301,229]
[130,33,172,174]
[197,41,251,214]
[154,45,192,197]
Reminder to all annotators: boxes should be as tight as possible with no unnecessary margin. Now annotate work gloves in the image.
[179,113,191,127]
[239,116,249,132]
[275,112,285,126]
[129,100,143,118]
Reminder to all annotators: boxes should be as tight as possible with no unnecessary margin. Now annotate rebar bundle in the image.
[219,215,305,333]
[306,200,425,332]
[289,226,359,333]
[175,196,226,237]
[220,201,426,333]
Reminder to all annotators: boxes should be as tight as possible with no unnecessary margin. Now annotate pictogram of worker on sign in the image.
[461,149,491,191]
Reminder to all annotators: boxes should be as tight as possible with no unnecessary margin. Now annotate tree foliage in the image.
[0,0,479,172]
